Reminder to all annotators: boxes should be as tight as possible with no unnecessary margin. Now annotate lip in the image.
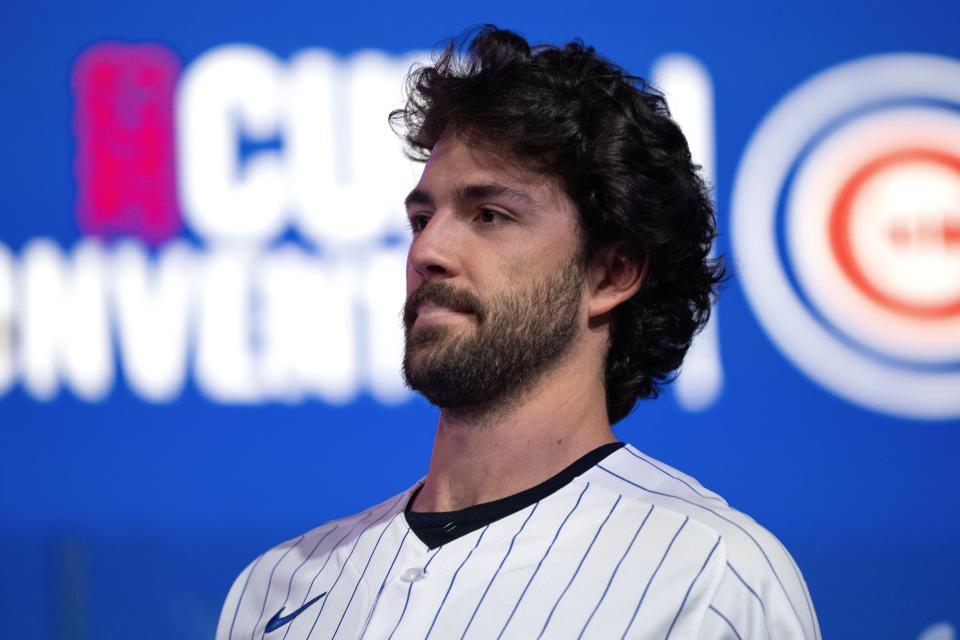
[414,301,474,323]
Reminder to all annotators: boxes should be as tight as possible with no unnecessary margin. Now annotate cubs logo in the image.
[733,53,960,420]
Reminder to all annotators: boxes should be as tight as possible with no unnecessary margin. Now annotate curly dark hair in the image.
[390,25,725,423]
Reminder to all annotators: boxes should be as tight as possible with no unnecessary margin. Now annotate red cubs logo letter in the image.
[72,43,181,245]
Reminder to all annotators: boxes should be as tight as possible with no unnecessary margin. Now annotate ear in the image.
[586,245,646,319]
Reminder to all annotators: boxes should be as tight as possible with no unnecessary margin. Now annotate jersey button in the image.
[399,567,426,583]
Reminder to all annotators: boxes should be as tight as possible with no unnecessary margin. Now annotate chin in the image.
[407,319,476,351]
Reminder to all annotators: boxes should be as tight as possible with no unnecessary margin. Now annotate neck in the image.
[410,345,617,513]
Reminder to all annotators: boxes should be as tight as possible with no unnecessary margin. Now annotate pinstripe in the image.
[387,546,442,640]
[331,507,405,640]
[276,526,340,620]
[708,605,744,640]
[228,552,265,640]
[424,525,491,640]
[577,505,655,639]
[598,464,806,631]
[223,449,816,639]
[664,536,721,639]
[359,528,411,639]
[620,516,689,640]
[726,562,767,617]
[496,482,591,640]
[305,498,404,639]
[250,536,304,640]
[459,502,540,640]
[281,511,376,640]
[536,495,622,639]
[777,536,820,640]
[623,447,724,503]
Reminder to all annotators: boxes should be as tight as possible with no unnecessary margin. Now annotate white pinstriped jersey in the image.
[217,444,819,639]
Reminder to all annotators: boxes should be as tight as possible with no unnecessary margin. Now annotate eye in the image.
[408,214,430,233]
[478,208,506,224]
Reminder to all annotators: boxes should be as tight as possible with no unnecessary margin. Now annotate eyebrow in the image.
[404,189,433,209]
[404,183,538,210]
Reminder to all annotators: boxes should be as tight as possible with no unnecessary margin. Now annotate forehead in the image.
[413,136,574,212]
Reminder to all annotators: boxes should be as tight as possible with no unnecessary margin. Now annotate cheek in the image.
[503,246,566,280]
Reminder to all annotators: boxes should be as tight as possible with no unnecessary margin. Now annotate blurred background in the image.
[1,1,959,638]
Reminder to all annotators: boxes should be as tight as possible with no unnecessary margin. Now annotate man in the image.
[217,26,819,639]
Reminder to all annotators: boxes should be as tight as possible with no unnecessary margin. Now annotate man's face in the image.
[402,136,587,409]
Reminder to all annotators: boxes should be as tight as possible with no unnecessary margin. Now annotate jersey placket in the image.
[360,520,489,639]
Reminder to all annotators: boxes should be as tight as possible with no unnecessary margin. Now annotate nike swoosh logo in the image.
[264,592,328,633]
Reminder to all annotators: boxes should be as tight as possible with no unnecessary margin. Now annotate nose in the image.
[407,212,461,282]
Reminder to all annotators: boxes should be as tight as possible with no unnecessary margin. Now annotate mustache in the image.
[404,281,486,328]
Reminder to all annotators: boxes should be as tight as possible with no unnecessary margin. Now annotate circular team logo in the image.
[732,54,960,420]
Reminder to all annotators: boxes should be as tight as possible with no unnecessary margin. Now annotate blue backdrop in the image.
[2,1,959,639]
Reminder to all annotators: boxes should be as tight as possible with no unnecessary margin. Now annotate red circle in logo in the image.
[829,148,960,320]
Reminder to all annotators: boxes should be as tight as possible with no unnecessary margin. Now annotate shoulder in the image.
[262,488,411,571]
[580,444,820,639]
[214,488,411,640]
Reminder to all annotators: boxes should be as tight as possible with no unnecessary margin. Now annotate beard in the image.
[402,257,584,410]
